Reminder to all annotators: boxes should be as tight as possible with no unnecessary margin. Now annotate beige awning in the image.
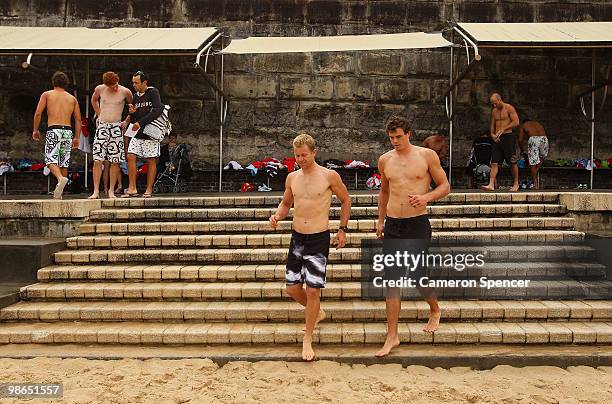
[457,22,612,48]
[221,32,452,54]
[0,26,219,55]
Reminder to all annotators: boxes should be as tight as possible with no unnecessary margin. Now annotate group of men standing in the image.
[33,74,545,362]
[32,70,164,199]
[270,116,450,361]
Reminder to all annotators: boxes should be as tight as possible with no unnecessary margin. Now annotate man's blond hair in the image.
[293,133,316,151]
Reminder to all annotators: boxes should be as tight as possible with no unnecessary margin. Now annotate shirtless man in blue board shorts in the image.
[269,133,351,361]
[375,116,450,357]
[32,71,82,199]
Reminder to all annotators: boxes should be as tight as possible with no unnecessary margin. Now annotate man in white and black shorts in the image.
[269,134,351,361]
[519,119,549,190]
[89,71,132,199]
[123,71,163,198]
[32,71,81,199]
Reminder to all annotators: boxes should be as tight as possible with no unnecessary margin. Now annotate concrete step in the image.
[65,230,585,250]
[2,344,609,368]
[78,216,576,235]
[99,192,561,209]
[53,245,597,265]
[86,204,568,222]
[18,280,612,301]
[37,262,608,283]
[3,300,611,323]
[0,320,610,344]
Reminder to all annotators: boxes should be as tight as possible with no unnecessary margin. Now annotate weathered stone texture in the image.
[0,0,610,168]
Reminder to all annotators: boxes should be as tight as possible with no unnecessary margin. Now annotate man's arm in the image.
[136,88,163,127]
[269,174,294,228]
[90,85,102,118]
[32,92,47,141]
[329,170,351,249]
[376,155,389,239]
[408,149,450,208]
[501,105,520,133]
[490,109,496,137]
[71,97,82,149]
[125,88,133,104]
[121,88,133,129]
[330,170,351,227]
[518,124,527,152]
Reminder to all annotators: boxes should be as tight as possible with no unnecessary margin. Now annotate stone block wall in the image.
[0,0,611,174]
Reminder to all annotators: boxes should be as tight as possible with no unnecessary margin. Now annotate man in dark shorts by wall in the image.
[269,133,351,361]
[32,71,82,199]
[482,93,520,192]
[375,116,450,357]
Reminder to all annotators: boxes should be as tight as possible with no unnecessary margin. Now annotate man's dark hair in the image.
[385,115,412,134]
[51,71,69,88]
[133,70,147,83]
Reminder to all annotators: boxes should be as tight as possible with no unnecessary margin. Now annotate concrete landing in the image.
[0,344,609,369]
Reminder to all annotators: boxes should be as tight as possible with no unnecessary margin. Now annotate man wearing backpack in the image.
[123,70,164,198]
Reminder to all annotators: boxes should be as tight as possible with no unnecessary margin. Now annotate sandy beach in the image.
[0,358,610,403]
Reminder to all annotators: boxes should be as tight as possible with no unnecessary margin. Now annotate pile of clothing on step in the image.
[0,160,15,176]
[224,157,297,178]
[224,157,295,192]
[322,159,373,169]
[541,157,612,170]
[224,156,381,192]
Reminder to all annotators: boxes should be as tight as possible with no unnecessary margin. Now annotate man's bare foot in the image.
[302,337,315,361]
[481,185,494,192]
[53,177,69,200]
[375,336,400,357]
[88,193,99,200]
[423,310,441,333]
[303,309,326,331]
[509,184,519,192]
[108,193,117,199]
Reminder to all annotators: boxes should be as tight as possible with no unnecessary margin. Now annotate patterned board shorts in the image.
[127,137,160,159]
[44,126,73,168]
[286,230,330,289]
[527,136,549,166]
[93,122,125,163]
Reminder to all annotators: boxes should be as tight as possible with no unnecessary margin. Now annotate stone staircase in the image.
[1,192,611,350]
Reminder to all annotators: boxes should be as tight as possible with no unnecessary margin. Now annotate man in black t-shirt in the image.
[123,71,163,198]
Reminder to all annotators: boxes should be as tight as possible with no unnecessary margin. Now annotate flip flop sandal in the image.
[121,192,139,198]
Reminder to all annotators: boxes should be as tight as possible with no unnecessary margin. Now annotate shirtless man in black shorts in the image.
[375,116,450,357]
[269,133,351,361]
[482,93,520,192]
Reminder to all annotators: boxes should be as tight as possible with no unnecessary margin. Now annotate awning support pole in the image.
[578,52,610,189]
[193,32,230,192]
[441,24,482,189]
[591,49,595,189]
[219,36,225,193]
[85,57,90,191]
[448,33,454,187]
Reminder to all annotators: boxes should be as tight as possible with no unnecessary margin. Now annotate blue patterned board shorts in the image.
[286,230,330,289]
[44,125,73,168]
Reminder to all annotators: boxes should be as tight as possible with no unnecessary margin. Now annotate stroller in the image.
[153,143,193,193]
[466,135,493,188]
